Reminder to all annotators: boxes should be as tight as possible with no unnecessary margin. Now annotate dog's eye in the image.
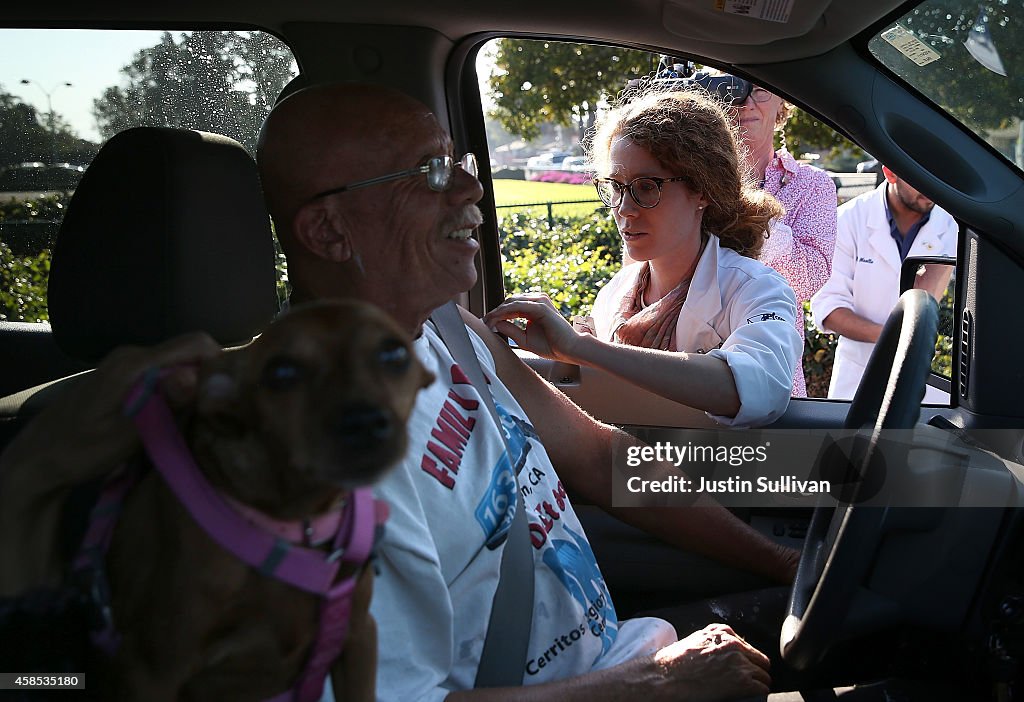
[262,356,305,390]
[377,338,411,372]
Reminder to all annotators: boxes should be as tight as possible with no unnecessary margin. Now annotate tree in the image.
[93,31,296,155]
[785,109,865,168]
[0,87,98,167]
[487,39,862,162]
[488,39,655,143]
[870,1,1023,164]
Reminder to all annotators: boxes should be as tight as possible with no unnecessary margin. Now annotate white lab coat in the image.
[810,183,957,400]
[592,235,801,428]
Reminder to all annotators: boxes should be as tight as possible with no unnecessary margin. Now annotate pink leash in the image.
[74,370,388,702]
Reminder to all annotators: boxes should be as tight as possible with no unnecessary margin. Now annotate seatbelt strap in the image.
[430,300,534,688]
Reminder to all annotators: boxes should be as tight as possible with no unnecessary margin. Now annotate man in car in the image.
[811,165,956,401]
[256,82,794,701]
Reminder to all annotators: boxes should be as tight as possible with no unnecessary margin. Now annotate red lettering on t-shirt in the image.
[421,455,455,489]
[420,365,485,489]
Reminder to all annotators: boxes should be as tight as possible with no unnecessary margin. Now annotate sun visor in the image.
[662,0,832,45]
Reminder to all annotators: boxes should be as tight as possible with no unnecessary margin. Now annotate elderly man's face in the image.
[328,107,484,321]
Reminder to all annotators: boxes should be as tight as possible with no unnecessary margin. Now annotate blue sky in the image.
[0,29,166,141]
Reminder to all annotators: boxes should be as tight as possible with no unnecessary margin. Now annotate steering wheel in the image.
[780,289,939,670]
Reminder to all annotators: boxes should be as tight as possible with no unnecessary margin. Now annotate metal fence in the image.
[495,199,604,229]
[495,173,879,230]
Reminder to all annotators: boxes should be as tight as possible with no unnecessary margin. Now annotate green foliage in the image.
[802,302,837,398]
[500,211,621,316]
[873,2,1023,129]
[0,86,99,167]
[784,110,866,167]
[488,39,655,142]
[485,39,867,161]
[0,241,49,322]
[0,193,69,223]
[0,195,64,321]
[498,210,854,398]
[93,31,297,156]
[934,284,955,379]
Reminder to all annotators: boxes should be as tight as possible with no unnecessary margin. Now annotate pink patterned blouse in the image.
[758,148,837,397]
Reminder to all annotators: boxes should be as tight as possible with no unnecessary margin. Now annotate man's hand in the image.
[651,624,772,701]
[447,623,771,702]
[0,332,221,595]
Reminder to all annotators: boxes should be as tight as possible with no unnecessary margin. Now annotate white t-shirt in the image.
[363,321,675,702]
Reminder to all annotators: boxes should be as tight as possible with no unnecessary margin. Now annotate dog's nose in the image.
[333,404,394,447]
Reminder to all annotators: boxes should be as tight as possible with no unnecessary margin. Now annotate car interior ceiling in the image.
[4,0,1024,697]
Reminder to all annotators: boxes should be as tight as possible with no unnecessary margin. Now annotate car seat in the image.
[0,126,278,442]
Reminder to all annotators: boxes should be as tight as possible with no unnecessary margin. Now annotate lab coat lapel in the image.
[908,216,948,257]
[677,236,725,353]
[865,186,903,276]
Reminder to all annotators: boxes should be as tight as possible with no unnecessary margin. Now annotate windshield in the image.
[868,1,1023,173]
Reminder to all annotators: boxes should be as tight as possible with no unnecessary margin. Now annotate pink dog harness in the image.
[74,370,388,702]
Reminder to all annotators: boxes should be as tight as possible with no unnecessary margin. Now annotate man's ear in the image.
[881,165,898,184]
[292,202,352,263]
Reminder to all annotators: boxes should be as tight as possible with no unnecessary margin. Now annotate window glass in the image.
[868,1,1023,172]
[0,29,298,322]
[476,38,894,399]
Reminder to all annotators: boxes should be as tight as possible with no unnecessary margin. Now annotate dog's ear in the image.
[293,202,352,263]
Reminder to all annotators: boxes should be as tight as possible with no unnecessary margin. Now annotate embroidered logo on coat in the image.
[857,257,874,264]
[745,312,785,324]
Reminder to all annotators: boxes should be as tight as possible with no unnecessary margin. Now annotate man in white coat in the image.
[811,166,957,401]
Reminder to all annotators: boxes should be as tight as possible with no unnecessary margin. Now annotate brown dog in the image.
[91,300,432,701]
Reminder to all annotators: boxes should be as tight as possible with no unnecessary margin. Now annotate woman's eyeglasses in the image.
[311,153,477,200]
[593,175,689,209]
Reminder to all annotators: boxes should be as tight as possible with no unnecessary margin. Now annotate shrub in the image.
[0,195,64,322]
[500,211,620,317]
[498,210,872,398]
[0,240,50,322]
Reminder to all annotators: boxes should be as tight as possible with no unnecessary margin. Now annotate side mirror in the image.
[900,256,956,400]
[900,256,955,297]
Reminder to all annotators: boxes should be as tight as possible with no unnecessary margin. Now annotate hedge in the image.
[499,210,953,398]
[0,196,950,399]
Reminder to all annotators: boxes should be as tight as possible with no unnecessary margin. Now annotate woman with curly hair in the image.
[484,90,801,428]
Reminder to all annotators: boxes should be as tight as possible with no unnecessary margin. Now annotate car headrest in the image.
[47,127,278,364]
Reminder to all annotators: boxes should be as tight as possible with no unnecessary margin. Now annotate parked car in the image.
[1,1,1023,699]
[856,157,887,187]
[0,161,86,202]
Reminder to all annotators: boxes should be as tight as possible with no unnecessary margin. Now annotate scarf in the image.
[611,235,708,351]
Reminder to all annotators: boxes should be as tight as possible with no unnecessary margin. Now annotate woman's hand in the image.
[483,293,591,363]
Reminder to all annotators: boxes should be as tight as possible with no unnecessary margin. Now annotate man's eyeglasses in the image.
[311,153,477,200]
[594,175,690,209]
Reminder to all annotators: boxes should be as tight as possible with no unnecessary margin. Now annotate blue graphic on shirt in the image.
[474,403,531,549]
[542,526,618,657]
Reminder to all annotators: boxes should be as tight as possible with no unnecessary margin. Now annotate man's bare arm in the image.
[461,310,797,584]
[447,625,771,702]
[821,308,883,343]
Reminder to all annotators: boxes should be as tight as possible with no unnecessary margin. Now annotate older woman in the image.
[733,82,837,397]
[484,90,801,428]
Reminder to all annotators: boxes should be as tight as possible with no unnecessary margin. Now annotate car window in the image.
[476,37,887,399]
[868,1,1022,173]
[0,29,297,323]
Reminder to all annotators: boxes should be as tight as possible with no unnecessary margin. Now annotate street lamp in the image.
[20,79,73,165]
